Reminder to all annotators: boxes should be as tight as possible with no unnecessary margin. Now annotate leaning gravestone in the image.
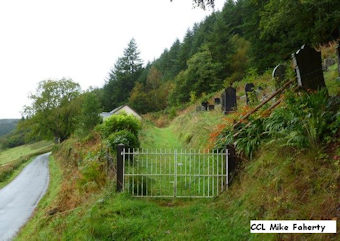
[292,45,326,90]
[221,87,237,114]
[201,101,209,111]
[272,64,286,90]
[245,83,256,105]
[208,105,215,111]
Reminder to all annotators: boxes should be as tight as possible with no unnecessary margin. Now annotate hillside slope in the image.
[0,119,19,137]
[14,93,339,241]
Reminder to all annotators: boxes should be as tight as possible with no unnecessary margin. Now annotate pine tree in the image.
[102,39,143,111]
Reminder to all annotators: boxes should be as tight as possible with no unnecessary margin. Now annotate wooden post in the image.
[227,144,236,178]
[116,144,125,192]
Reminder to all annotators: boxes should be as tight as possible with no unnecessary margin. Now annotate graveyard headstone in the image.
[201,101,208,111]
[221,91,225,111]
[272,64,286,90]
[245,83,256,105]
[221,87,237,114]
[292,45,326,90]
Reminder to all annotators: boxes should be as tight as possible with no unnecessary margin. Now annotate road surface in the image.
[0,153,50,241]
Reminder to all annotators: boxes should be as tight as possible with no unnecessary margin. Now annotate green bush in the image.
[107,130,140,150]
[97,113,141,138]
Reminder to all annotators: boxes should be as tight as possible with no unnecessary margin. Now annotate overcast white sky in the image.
[0,0,225,119]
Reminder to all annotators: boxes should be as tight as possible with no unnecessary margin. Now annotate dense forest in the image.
[99,0,339,114]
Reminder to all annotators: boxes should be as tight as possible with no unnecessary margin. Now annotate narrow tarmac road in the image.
[0,153,50,241]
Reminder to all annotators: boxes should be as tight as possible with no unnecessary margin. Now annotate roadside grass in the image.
[0,141,53,165]
[0,141,53,188]
[14,156,62,241]
[0,157,34,189]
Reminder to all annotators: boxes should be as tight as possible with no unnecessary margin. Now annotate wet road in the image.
[0,153,50,241]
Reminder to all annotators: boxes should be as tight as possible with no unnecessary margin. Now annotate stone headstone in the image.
[201,101,208,111]
[221,87,237,114]
[208,105,215,111]
[245,83,256,105]
[214,98,221,105]
[324,58,336,71]
[272,64,286,89]
[292,45,326,90]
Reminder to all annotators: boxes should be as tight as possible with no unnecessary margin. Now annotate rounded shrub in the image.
[107,130,140,150]
[98,113,141,138]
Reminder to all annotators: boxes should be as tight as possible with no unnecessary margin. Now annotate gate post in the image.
[116,144,125,192]
[226,144,236,184]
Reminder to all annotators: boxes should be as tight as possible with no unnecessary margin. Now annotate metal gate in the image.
[117,145,229,198]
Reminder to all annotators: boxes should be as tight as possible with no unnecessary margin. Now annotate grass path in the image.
[140,125,183,149]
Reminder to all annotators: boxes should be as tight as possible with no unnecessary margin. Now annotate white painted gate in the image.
[122,148,229,198]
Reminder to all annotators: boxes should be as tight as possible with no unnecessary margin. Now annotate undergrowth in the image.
[216,89,340,159]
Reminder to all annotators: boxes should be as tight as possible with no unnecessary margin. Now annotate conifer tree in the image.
[102,39,143,111]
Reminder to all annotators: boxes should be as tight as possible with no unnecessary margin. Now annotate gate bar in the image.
[116,144,125,192]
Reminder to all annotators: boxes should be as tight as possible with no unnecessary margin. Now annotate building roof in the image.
[100,105,142,120]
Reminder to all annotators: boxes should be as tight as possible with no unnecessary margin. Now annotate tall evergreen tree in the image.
[102,39,143,111]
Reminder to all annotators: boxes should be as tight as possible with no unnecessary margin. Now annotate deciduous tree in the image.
[23,79,81,142]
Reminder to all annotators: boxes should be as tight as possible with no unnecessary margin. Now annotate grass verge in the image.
[14,156,63,241]
[0,141,53,188]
